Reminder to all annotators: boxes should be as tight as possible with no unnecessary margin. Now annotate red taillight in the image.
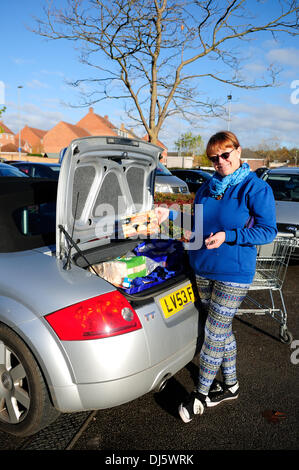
[45,291,142,341]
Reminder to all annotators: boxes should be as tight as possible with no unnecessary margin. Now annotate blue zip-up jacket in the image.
[188,172,277,283]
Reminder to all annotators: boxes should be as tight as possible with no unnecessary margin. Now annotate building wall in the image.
[0,133,15,145]
[242,158,266,171]
[77,108,118,136]
[165,156,193,168]
[16,127,45,154]
[43,122,90,153]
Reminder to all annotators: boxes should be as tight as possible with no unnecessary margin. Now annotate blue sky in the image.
[1,0,299,151]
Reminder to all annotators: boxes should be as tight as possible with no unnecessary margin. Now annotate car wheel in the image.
[0,324,60,436]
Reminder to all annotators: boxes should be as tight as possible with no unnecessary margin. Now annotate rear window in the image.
[155,162,172,176]
[13,202,56,236]
[0,166,27,177]
[264,173,299,201]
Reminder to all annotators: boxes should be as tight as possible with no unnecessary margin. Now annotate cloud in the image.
[243,63,267,75]
[4,103,64,133]
[12,57,35,65]
[267,48,299,68]
[40,69,65,78]
[225,101,299,148]
[26,79,49,89]
[158,97,299,151]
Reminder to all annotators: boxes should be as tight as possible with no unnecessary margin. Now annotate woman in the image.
[178,131,277,423]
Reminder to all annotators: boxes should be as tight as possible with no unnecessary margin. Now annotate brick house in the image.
[76,107,118,136]
[43,121,91,155]
[0,121,16,150]
[43,108,128,155]
[1,108,168,159]
[0,121,31,153]
[15,125,47,154]
[241,148,266,171]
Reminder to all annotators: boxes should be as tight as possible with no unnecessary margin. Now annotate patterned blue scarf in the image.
[208,162,251,198]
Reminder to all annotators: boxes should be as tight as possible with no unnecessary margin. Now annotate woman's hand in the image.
[154,206,170,225]
[205,232,226,249]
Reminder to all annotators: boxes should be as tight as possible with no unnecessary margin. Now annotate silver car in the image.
[262,167,299,234]
[155,162,190,194]
[0,136,200,437]
[262,167,299,257]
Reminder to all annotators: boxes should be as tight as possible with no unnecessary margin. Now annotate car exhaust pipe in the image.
[155,373,172,393]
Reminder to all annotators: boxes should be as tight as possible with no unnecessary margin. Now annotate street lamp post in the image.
[17,85,23,158]
[227,94,232,131]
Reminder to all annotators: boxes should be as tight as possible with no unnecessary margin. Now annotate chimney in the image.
[89,107,94,113]
[104,115,108,120]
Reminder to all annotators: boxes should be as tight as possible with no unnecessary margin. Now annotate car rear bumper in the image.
[51,338,197,412]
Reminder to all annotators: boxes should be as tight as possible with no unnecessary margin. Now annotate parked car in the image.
[197,166,215,175]
[0,162,29,177]
[0,136,200,437]
[255,166,268,178]
[155,162,190,194]
[170,169,212,193]
[262,167,299,238]
[8,161,60,179]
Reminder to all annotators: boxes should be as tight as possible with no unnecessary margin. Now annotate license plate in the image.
[159,283,195,319]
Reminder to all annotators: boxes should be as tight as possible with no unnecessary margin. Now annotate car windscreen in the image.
[264,173,299,201]
[0,166,28,177]
[13,202,56,236]
[155,162,172,176]
[48,165,60,173]
[0,178,57,252]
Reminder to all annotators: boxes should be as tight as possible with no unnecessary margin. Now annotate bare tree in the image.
[33,0,299,144]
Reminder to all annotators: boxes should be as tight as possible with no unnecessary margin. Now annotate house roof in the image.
[21,125,47,139]
[45,121,91,139]
[242,148,264,160]
[61,121,91,138]
[0,121,14,135]
[76,107,118,136]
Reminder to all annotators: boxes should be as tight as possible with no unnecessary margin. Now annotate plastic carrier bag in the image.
[90,253,161,288]
[123,239,185,294]
[89,239,185,294]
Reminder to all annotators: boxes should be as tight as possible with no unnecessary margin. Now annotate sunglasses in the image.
[208,149,234,164]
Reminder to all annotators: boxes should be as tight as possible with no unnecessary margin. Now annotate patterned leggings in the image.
[196,276,250,396]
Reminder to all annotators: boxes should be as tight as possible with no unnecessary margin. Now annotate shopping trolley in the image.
[237,234,296,344]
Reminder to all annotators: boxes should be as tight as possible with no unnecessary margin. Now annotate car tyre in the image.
[0,324,60,436]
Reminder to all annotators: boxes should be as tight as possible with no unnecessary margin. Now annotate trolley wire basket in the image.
[237,234,296,344]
